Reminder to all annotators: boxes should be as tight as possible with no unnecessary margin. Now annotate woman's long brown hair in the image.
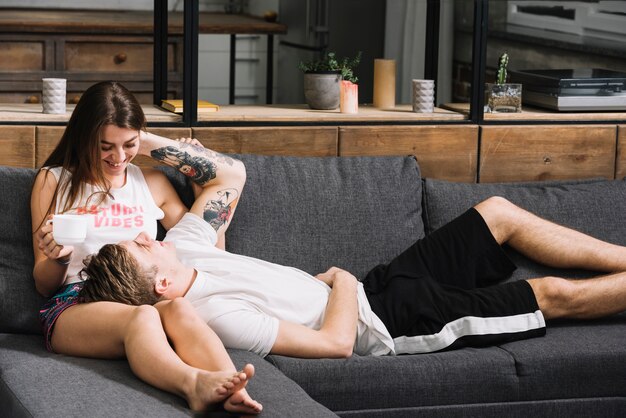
[40,81,146,217]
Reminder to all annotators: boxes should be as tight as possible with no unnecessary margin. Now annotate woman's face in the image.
[100,125,140,178]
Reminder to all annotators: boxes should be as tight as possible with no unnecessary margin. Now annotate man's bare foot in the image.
[185,366,250,411]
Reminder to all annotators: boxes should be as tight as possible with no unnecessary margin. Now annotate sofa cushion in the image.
[0,334,338,418]
[500,318,626,402]
[422,178,626,281]
[164,155,426,280]
[0,166,45,334]
[267,347,520,411]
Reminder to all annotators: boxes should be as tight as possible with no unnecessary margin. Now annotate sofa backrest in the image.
[161,155,426,280]
[423,177,626,281]
[1,156,425,334]
[226,155,425,279]
[0,166,45,334]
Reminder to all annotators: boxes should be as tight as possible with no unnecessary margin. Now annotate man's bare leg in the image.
[156,298,262,414]
[474,196,626,272]
[528,272,626,319]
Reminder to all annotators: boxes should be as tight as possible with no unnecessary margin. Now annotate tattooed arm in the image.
[139,131,245,248]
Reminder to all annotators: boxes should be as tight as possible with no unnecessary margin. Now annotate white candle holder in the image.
[412,79,435,113]
[42,78,67,114]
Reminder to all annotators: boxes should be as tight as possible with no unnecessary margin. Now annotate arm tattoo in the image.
[178,142,236,166]
[151,146,217,184]
[203,189,239,232]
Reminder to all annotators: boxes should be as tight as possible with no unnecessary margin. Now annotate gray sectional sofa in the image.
[1,155,625,417]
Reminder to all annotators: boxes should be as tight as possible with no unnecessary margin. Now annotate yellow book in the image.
[161,99,219,113]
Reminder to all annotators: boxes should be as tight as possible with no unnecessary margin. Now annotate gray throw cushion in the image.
[423,178,626,281]
[0,166,45,334]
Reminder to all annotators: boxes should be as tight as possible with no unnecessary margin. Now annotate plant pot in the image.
[485,83,522,113]
[303,71,342,110]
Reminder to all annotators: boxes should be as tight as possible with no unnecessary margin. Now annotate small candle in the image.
[373,59,396,109]
[340,81,359,114]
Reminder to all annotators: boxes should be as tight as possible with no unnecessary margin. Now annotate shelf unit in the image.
[1,1,625,184]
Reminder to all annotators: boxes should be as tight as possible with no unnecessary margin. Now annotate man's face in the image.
[121,232,178,275]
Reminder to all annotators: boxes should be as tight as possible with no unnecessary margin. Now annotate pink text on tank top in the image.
[76,204,145,228]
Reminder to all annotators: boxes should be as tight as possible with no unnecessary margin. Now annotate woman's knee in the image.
[127,304,162,332]
[158,297,201,327]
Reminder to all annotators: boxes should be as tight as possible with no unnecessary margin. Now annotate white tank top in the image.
[46,164,165,285]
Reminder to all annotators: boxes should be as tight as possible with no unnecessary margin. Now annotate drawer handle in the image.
[114,53,128,64]
[26,95,40,104]
[543,156,552,165]
[70,95,81,104]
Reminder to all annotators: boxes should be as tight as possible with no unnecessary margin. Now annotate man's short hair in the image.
[79,243,161,306]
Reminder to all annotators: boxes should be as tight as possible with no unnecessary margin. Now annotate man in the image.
[78,141,626,358]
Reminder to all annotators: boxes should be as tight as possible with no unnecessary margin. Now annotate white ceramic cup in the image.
[412,79,435,113]
[47,214,88,245]
[42,78,67,114]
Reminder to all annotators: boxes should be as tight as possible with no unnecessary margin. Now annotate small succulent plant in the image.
[496,52,509,85]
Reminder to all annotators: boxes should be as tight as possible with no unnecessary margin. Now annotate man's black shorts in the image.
[363,208,546,354]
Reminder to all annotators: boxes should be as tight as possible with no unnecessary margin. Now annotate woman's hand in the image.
[174,137,206,196]
[174,137,204,148]
[36,215,73,263]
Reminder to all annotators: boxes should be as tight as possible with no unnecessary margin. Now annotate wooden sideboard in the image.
[0,103,624,183]
[2,122,624,184]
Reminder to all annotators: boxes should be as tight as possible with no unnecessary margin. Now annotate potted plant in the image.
[299,52,361,110]
[485,52,522,113]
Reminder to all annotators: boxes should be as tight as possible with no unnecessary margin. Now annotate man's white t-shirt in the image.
[166,213,394,357]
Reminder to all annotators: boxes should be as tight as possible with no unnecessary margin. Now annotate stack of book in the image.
[161,99,219,114]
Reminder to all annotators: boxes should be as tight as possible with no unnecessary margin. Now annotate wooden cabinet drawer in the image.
[479,125,616,182]
[64,41,177,72]
[0,126,35,168]
[339,126,479,182]
[0,41,45,71]
[192,127,338,156]
[36,126,64,168]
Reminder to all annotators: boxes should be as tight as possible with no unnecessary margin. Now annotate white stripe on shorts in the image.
[393,310,546,354]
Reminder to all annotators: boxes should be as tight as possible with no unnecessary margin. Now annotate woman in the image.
[30,81,261,414]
